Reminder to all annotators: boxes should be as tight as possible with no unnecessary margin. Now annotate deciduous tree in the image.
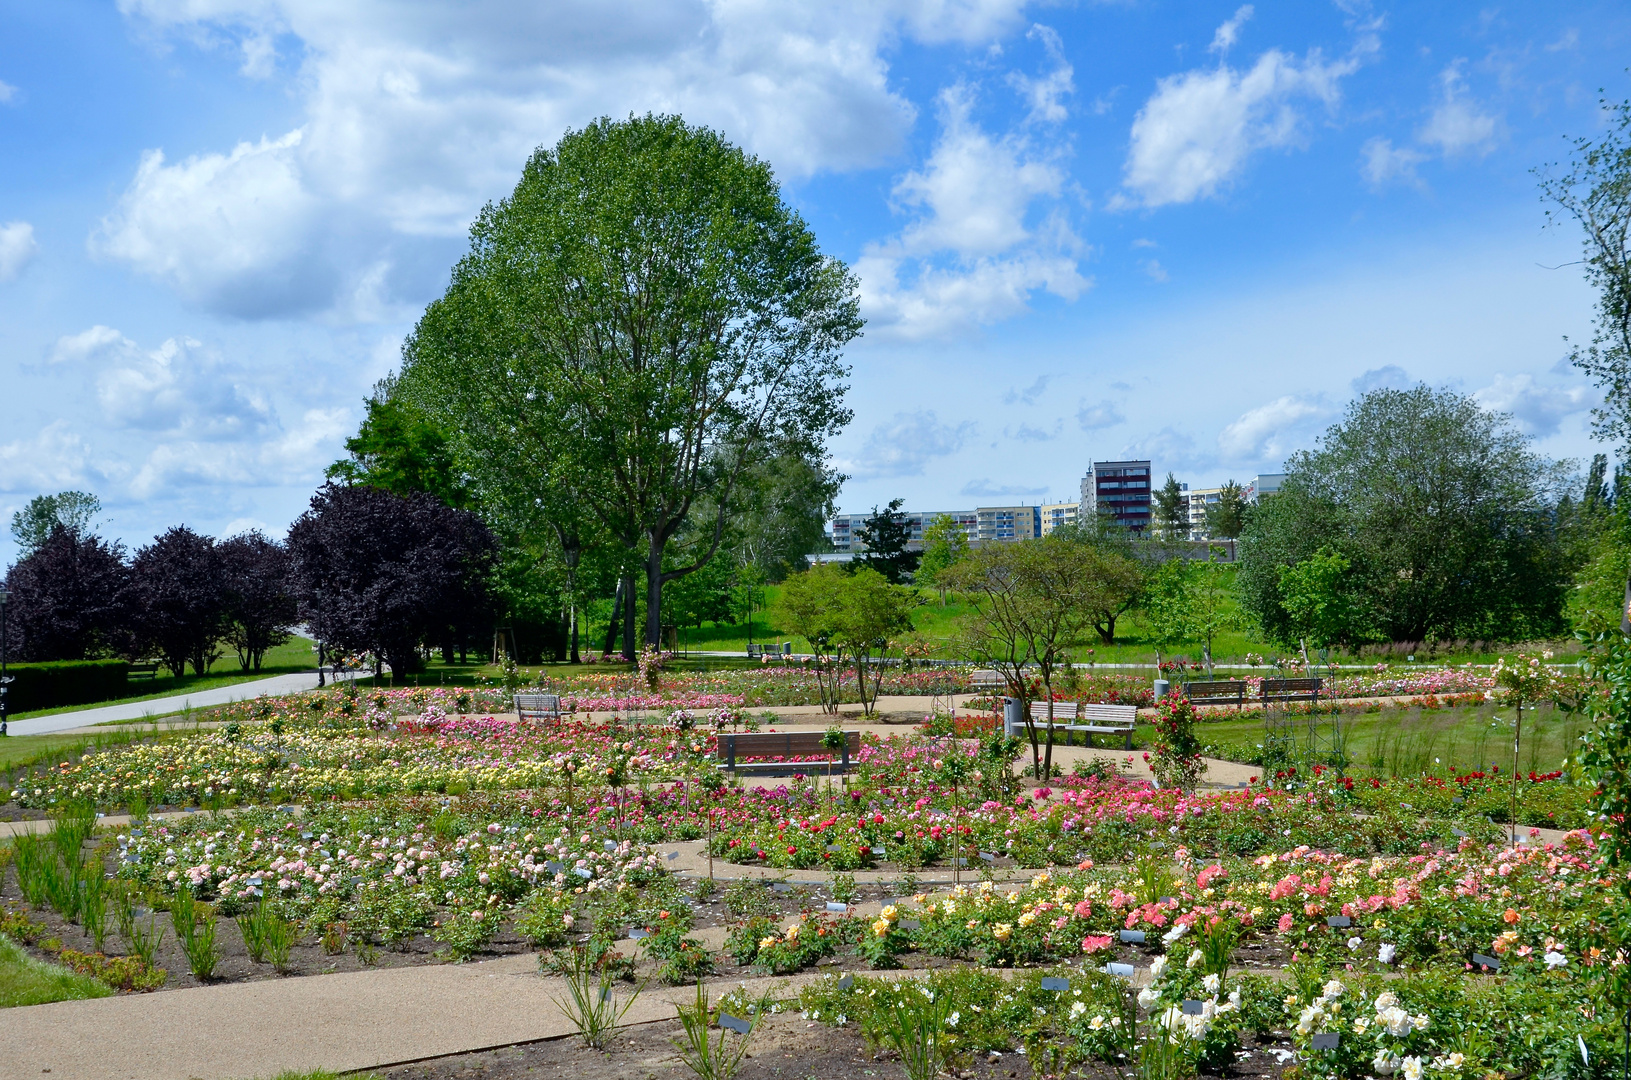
[218,531,298,671]
[128,526,227,677]
[3,526,128,662]
[9,492,101,559]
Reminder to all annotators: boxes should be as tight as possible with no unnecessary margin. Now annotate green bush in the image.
[5,659,128,712]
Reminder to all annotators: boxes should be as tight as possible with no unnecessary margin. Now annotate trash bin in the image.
[1153,678,1170,701]
[1003,696,1022,737]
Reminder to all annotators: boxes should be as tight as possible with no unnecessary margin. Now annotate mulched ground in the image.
[375,1010,1298,1080]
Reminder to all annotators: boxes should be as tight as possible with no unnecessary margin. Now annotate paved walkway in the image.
[0,954,826,1080]
[7,670,356,738]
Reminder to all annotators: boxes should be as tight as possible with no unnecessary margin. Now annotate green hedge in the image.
[3,659,128,714]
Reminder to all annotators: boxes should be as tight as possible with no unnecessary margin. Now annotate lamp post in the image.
[0,582,10,737]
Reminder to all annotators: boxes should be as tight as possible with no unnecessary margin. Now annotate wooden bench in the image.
[969,669,1006,694]
[1261,678,1322,707]
[1183,680,1247,710]
[129,661,161,681]
[513,693,562,721]
[716,730,861,776]
[1013,701,1138,750]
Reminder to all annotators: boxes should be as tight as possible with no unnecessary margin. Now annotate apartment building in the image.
[1187,486,1223,536]
[1243,474,1284,502]
[976,505,1042,542]
[829,509,977,552]
[1079,459,1152,532]
[1039,501,1078,535]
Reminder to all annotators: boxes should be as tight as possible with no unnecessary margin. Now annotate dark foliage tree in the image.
[217,531,298,671]
[663,548,738,629]
[287,483,498,677]
[3,526,128,662]
[855,498,919,584]
[128,526,228,677]
[1238,386,1573,645]
[399,114,860,651]
[10,491,102,560]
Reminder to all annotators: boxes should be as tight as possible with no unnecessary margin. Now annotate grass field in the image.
[10,637,317,721]
[0,934,112,1009]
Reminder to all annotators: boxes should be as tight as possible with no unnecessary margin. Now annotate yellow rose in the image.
[880,905,899,923]
[872,918,892,938]
[993,922,1013,941]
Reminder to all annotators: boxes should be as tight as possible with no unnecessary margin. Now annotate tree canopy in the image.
[1237,385,1573,644]
[9,491,101,559]
[399,113,860,651]
[854,498,919,584]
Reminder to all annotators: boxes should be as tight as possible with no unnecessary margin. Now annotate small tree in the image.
[1152,473,1190,539]
[1276,546,1370,652]
[915,514,969,604]
[9,491,102,560]
[1204,480,1246,540]
[1490,650,1560,843]
[1149,693,1205,791]
[831,567,915,716]
[777,563,854,714]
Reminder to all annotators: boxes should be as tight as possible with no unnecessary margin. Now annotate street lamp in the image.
[0,582,10,737]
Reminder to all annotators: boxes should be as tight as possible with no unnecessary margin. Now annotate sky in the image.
[1,0,1628,565]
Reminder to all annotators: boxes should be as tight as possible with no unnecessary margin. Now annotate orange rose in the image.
[1503,908,1520,925]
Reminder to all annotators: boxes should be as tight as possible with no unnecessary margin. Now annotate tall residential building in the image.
[830,509,977,552]
[1079,460,1153,532]
[1040,501,1079,535]
[976,505,1042,542]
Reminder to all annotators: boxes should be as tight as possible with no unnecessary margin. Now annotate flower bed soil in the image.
[372,1007,1298,1080]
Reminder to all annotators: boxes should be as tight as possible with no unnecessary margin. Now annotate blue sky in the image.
[1,1,1627,563]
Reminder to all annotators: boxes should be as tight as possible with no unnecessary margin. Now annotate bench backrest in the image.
[1029,701,1078,721]
[1183,680,1246,702]
[1260,678,1321,700]
[746,643,765,657]
[514,693,561,718]
[717,730,862,765]
[1077,703,1137,726]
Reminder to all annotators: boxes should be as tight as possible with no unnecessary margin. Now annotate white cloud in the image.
[860,83,1088,339]
[1141,258,1168,282]
[1118,46,1360,208]
[49,325,138,366]
[0,221,38,282]
[103,0,1038,319]
[1473,373,1590,437]
[960,478,1047,498]
[1209,5,1253,55]
[1418,62,1499,157]
[1217,394,1325,460]
[1122,426,1198,469]
[1004,375,1051,405]
[1360,137,1427,187]
[1350,364,1412,393]
[0,79,16,104]
[0,421,95,493]
[1006,421,1058,442]
[95,335,278,441]
[128,406,350,498]
[847,410,975,478]
[1007,24,1073,124]
[1076,398,1125,431]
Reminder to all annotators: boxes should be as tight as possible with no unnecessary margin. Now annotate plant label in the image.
[1313,1034,1341,1051]
[826,902,848,913]
[719,1014,751,1035]
[1182,1000,1205,1015]
[1452,828,1468,838]
[545,861,564,874]
[603,840,617,852]
[1326,916,1352,928]
[600,988,613,1003]
[1040,977,1071,992]
[1471,953,1501,971]
[899,919,921,930]
[772,883,793,893]
[1119,930,1146,944]
[628,928,649,939]
[826,844,840,852]
[1158,896,1177,905]
[980,851,997,861]
[1103,963,1135,978]
[573,867,592,879]
[838,975,855,991]
[666,851,680,860]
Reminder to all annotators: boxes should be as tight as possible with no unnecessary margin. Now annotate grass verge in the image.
[0,933,113,1008]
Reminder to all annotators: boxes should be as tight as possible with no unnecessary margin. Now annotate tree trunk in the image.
[569,602,580,664]
[603,578,625,657]
[644,544,666,652]
[1097,615,1117,644]
[622,573,637,660]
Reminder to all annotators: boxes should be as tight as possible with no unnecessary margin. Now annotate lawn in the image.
[9,636,318,721]
[0,934,111,1008]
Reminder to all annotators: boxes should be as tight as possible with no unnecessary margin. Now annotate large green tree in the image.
[400,114,860,651]
[326,383,471,508]
[854,498,919,584]
[1238,385,1573,644]
[9,491,101,559]
[1152,473,1190,539]
[915,513,970,604]
[1540,93,1631,455]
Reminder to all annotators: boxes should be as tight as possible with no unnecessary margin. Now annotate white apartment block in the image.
[1040,501,1078,534]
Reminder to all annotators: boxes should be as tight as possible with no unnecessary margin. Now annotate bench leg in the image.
[1122,732,1132,752]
